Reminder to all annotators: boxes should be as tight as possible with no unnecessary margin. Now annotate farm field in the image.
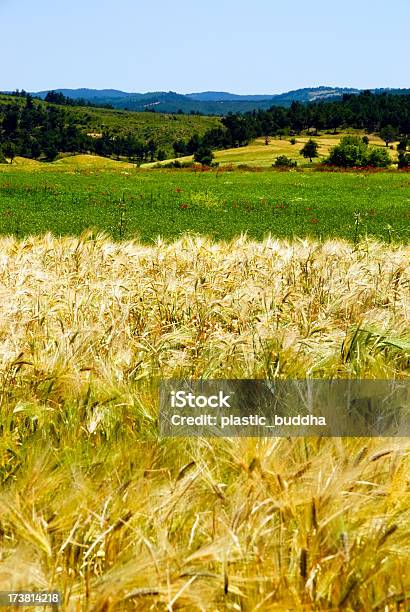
[0,151,409,611]
[0,232,409,609]
[0,157,409,242]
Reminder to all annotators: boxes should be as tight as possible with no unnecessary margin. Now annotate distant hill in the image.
[32,86,410,115]
[186,92,277,102]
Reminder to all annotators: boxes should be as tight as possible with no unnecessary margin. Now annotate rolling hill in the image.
[0,93,220,158]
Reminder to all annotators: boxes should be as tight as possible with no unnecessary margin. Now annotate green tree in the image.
[274,155,297,168]
[193,147,214,166]
[42,138,59,161]
[147,139,157,162]
[398,151,409,169]
[173,139,187,157]
[300,139,319,162]
[326,136,390,168]
[30,138,42,159]
[365,147,391,167]
[379,125,399,147]
[2,141,16,163]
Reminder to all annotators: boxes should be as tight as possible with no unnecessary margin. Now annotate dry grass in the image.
[7,155,136,173]
[0,233,409,610]
[144,132,399,168]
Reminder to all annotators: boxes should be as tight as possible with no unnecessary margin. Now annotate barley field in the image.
[0,232,409,610]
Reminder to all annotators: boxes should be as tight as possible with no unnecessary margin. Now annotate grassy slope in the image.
[0,94,221,156]
[145,132,400,168]
[0,233,408,609]
[0,159,408,242]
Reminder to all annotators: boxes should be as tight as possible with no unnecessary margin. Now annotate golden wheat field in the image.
[0,233,409,611]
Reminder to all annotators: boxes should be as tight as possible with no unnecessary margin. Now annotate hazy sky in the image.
[1,0,409,94]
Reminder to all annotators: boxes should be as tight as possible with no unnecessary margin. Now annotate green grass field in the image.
[0,156,408,242]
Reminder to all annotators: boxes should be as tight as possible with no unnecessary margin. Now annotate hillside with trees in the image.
[1,90,409,166]
[172,91,409,167]
[0,92,220,163]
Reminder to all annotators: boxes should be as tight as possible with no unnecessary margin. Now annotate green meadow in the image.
[0,156,408,242]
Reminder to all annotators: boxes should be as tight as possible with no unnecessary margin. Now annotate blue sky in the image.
[1,0,409,94]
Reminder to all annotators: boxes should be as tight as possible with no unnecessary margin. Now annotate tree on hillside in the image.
[2,141,16,163]
[398,151,409,169]
[300,139,319,162]
[194,146,214,166]
[379,125,399,147]
[45,91,72,106]
[326,135,390,168]
[2,105,19,136]
[173,139,188,157]
[147,139,157,162]
[187,133,202,154]
[30,138,42,159]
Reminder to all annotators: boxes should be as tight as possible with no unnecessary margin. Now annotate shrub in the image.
[274,155,297,168]
[398,151,410,169]
[193,147,214,166]
[365,147,391,167]
[326,136,391,168]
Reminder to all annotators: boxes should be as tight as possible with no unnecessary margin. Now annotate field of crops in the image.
[0,232,408,609]
[0,157,409,242]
